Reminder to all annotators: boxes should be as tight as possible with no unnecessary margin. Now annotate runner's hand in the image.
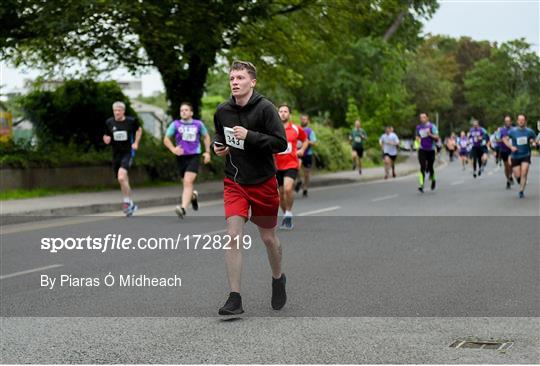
[510,146,518,152]
[214,144,230,157]
[233,126,248,140]
[103,135,111,144]
[297,149,305,158]
[173,146,184,156]
[203,152,211,164]
[131,142,139,150]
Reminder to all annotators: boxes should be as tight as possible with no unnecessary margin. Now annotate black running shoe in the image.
[191,190,199,211]
[175,205,186,219]
[271,274,287,310]
[418,186,424,193]
[473,172,477,178]
[302,189,308,198]
[218,292,244,315]
[506,181,511,190]
[294,181,302,193]
[431,179,436,190]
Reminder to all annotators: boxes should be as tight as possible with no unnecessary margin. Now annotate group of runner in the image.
[440,114,538,198]
[102,60,538,315]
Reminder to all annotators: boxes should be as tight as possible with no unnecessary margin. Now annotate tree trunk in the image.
[159,51,212,120]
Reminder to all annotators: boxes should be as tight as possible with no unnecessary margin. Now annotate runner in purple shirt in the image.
[497,115,514,189]
[163,102,211,219]
[415,113,439,193]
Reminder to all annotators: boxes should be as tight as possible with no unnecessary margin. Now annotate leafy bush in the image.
[19,79,138,150]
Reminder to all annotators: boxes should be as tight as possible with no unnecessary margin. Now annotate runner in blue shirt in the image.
[502,114,537,198]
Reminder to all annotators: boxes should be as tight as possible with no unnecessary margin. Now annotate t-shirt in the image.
[458,137,468,151]
[497,126,513,153]
[166,119,208,155]
[508,127,536,158]
[299,127,317,156]
[350,128,367,148]
[468,127,486,147]
[379,132,399,156]
[415,122,438,151]
[104,116,140,155]
[275,122,307,170]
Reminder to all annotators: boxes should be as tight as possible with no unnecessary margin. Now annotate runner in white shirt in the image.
[379,126,400,179]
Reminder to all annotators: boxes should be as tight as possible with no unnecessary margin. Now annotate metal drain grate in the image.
[450,339,514,350]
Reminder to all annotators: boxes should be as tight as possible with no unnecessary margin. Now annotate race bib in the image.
[419,129,428,138]
[182,126,197,142]
[516,136,528,146]
[224,127,244,150]
[113,131,128,141]
[354,136,362,143]
[279,142,292,155]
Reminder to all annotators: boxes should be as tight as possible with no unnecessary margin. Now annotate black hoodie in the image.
[213,91,287,185]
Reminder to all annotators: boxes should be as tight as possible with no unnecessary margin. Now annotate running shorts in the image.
[383,153,397,161]
[511,155,531,167]
[353,146,364,158]
[223,176,279,229]
[112,152,133,176]
[276,168,298,187]
[301,155,313,169]
[176,154,200,178]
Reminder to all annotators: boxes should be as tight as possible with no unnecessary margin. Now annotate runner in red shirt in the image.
[275,104,308,230]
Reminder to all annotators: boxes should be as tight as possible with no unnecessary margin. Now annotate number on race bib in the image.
[224,127,245,150]
[182,126,197,142]
[354,136,362,143]
[113,131,128,141]
[419,129,428,138]
[516,136,528,146]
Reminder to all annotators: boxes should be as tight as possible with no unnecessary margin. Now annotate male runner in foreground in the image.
[502,114,537,198]
[103,101,142,216]
[213,61,288,315]
[163,102,211,218]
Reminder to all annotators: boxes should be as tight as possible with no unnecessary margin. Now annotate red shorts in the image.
[224,176,279,229]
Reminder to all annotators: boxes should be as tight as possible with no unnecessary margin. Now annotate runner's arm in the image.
[244,104,287,153]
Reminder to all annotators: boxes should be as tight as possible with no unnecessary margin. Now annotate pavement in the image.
[1,153,421,223]
[1,155,539,363]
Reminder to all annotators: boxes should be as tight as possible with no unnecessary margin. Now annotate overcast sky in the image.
[1,0,539,96]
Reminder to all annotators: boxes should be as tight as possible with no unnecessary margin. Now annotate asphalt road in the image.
[1,156,539,363]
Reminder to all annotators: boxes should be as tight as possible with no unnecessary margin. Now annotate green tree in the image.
[464,39,540,129]
[1,0,316,118]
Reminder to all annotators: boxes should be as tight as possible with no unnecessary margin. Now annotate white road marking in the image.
[0,264,63,280]
[371,194,398,202]
[298,206,341,216]
[451,180,464,186]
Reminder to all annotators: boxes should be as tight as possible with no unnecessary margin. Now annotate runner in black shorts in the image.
[498,116,514,189]
[350,120,367,174]
[103,101,142,217]
[164,102,211,219]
